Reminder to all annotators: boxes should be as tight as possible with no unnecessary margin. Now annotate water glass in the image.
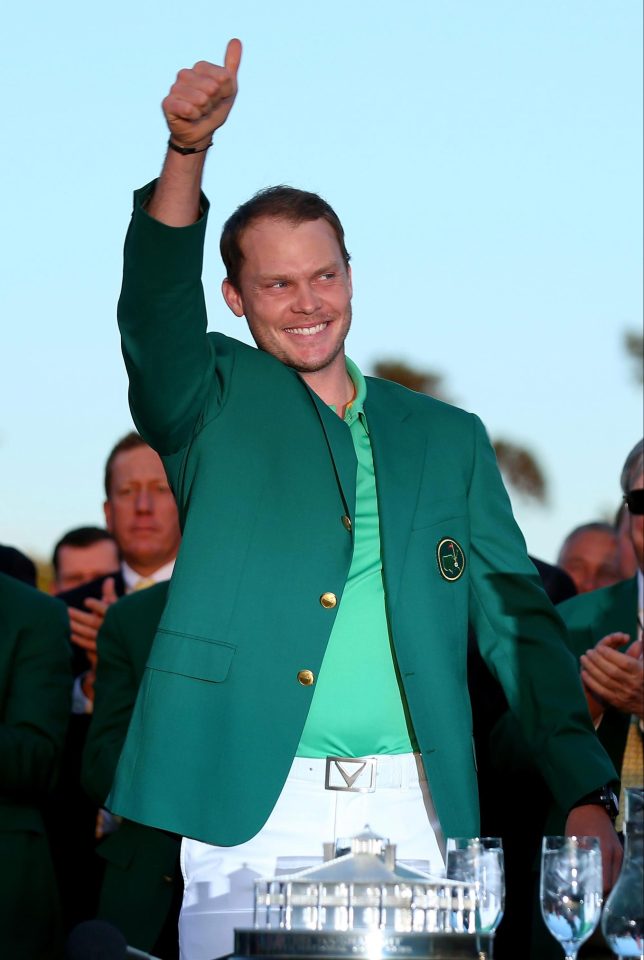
[540,835,602,960]
[445,836,505,933]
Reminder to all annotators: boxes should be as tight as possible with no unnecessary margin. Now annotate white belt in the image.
[287,753,427,794]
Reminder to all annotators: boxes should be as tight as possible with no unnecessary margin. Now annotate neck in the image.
[124,555,175,579]
[300,354,354,416]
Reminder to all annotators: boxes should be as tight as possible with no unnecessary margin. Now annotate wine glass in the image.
[540,836,602,960]
[601,787,644,958]
[446,836,505,933]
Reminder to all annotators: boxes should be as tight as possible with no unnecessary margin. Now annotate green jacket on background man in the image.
[559,576,638,771]
[0,573,71,959]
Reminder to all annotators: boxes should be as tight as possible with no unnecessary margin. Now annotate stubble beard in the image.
[251,304,352,374]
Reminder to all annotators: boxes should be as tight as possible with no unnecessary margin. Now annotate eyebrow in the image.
[255,260,344,283]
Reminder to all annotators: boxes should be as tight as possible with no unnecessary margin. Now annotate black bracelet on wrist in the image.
[569,783,619,822]
[167,137,213,156]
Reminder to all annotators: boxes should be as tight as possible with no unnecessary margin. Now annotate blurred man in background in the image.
[52,527,119,594]
[50,431,181,936]
[558,521,621,594]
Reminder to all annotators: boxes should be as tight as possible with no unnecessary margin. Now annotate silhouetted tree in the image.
[372,361,450,402]
[491,441,546,503]
[372,359,547,503]
[624,331,643,384]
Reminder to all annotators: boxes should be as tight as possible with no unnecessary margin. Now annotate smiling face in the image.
[222,216,353,379]
[103,445,181,576]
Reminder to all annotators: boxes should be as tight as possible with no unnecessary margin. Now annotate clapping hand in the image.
[581,632,643,720]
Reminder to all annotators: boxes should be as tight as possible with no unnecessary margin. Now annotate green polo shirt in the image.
[296,358,418,758]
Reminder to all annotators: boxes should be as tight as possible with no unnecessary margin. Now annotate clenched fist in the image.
[162,39,242,150]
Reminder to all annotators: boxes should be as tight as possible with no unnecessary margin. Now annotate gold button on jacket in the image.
[297,669,315,686]
[341,514,352,532]
[320,592,337,608]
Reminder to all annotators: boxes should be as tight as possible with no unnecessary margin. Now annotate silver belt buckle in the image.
[324,756,376,793]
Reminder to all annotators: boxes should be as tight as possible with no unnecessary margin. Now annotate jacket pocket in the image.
[146,628,235,683]
[411,494,468,532]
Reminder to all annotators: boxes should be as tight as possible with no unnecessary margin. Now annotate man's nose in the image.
[135,489,154,513]
[579,572,595,593]
[292,283,321,314]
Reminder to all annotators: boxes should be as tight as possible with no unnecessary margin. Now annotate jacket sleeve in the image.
[467,415,617,810]
[82,604,139,805]
[0,595,71,801]
[117,181,219,456]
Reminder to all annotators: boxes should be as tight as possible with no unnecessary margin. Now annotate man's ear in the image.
[222,279,245,318]
[104,500,114,534]
[347,264,353,299]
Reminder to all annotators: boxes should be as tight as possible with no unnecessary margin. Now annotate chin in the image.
[129,549,164,568]
[288,344,346,374]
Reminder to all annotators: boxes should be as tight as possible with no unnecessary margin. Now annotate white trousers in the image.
[179,753,445,960]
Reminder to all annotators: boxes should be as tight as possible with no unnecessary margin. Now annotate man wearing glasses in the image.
[559,438,644,822]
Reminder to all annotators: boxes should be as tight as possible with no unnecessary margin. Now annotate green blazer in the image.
[82,582,181,952]
[0,573,72,959]
[558,576,638,772]
[109,184,616,847]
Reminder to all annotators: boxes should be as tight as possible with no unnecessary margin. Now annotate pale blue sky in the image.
[1,0,642,564]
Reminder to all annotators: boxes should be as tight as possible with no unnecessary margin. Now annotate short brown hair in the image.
[104,431,146,498]
[52,526,115,574]
[220,185,351,290]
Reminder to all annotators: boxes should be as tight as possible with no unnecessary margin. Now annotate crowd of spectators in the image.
[1,432,642,959]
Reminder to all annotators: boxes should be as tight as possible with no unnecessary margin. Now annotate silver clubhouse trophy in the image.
[232,828,496,959]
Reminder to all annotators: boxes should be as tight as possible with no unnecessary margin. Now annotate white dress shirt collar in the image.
[121,558,175,593]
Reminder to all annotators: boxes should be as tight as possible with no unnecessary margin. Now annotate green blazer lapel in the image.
[304,385,357,523]
[593,577,638,644]
[364,383,428,608]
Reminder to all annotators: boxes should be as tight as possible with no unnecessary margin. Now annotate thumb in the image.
[224,38,242,78]
[101,576,118,606]
[596,631,630,649]
[625,638,643,660]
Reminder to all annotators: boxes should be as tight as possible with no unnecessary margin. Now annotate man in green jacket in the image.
[559,439,643,805]
[0,573,72,960]
[520,439,642,960]
[109,40,621,958]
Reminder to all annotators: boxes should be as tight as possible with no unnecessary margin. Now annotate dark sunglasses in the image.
[624,489,644,515]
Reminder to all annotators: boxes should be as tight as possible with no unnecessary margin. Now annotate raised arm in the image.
[149,39,242,226]
[117,41,242,456]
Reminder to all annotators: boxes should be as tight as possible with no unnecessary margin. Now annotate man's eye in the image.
[320,272,336,281]
[270,280,288,289]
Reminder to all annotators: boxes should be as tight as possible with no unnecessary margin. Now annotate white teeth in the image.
[285,322,327,336]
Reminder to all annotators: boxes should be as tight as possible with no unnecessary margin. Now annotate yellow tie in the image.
[133,577,156,591]
[615,598,644,832]
[616,717,644,831]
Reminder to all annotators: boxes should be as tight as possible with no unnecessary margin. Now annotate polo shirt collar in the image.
[326,356,368,432]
